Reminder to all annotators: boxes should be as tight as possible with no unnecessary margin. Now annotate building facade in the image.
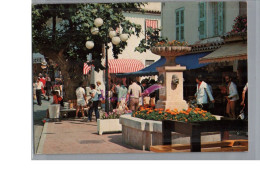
[161,1,246,44]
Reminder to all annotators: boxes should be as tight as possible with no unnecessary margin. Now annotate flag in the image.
[83,63,91,75]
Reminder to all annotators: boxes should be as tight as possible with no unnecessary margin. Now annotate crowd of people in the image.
[194,74,248,120]
[33,73,63,106]
[35,72,247,123]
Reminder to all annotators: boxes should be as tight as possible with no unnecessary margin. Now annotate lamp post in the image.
[85,17,129,113]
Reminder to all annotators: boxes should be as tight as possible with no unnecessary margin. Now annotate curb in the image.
[36,121,49,154]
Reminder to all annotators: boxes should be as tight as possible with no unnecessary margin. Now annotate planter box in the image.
[97,119,122,135]
[119,115,222,151]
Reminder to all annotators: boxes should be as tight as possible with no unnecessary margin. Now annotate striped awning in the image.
[108,59,144,74]
[199,42,247,63]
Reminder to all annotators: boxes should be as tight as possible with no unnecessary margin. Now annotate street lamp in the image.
[85,17,129,113]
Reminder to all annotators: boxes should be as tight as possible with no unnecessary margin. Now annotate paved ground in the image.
[33,96,50,153]
[37,118,151,154]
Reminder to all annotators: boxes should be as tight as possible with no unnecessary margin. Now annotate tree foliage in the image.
[135,27,168,53]
[32,3,145,71]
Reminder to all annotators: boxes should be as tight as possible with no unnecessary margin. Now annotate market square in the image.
[32,1,248,154]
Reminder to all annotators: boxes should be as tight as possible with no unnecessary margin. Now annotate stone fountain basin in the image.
[119,114,222,151]
[151,46,191,57]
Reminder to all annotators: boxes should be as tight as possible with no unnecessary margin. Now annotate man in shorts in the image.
[127,78,142,113]
[75,82,86,119]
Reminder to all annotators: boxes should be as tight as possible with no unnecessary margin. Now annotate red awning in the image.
[108,59,144,73]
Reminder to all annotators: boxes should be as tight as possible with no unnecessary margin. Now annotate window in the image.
[213,2,224,36]
[145,60,155,67]
[145,19,158,39]
[175,8,185,41]
[199,2,207,39]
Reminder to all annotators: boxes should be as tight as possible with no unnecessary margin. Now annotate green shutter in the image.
[176,8,185,41]
[199,2,207,39]
[218,2,224,35]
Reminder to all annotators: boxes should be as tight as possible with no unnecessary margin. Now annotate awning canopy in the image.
[33,53,45,64]
[199,42,247,63]
[116,57,166,77]
[116,52,211,78]
[108,59,144,73]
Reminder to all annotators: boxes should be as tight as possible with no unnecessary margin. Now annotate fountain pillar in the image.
[151,46,191,111]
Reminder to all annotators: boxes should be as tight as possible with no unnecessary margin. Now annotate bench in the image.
[150,139,248,152]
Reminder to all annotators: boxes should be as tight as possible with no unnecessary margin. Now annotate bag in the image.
[87,98,93,107]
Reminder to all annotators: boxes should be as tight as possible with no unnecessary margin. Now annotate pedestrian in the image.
[35,77,44,106]
[117,80,128,110]
[45,75,52,101]
[111,81,119,109]
[194,75,215,111]
[127,78,142,113]
[33,76,37,101]
[225,75,239,118]
[75,82,86,119]
[88,84,100,122]
[96,81,104,108]
[240,82,248,119]
[39,73,46,97]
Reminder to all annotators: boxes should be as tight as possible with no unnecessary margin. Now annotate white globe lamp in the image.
[91,27,99,35]
[112,36,121,45]
[85,41,94,49]
[109,30,117,38]
[94,18,103,27]
[120,34,129,42]
[41,65,47,69]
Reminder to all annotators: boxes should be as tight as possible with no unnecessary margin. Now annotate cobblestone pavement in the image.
[37,118,152,154]
[33,97,51,153]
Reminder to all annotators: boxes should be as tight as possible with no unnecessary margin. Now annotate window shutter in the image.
[199,2,207,39]
[175,8,185,41]
[218,2,224,35]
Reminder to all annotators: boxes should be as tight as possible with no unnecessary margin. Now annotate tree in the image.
[135,27,168,53]
[32,3,145,100]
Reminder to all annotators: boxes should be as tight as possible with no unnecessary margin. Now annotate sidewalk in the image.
[37,118,152,154]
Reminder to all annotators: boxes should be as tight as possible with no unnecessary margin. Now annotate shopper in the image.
[194,74,215,111]
[88,84,100,122]
[117,80,128,110]
[127,78,142,112]
[35,77,44,106]
[225,75,239,118]
[75,82,86,119]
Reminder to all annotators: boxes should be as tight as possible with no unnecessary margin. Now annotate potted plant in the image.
[97,109,132,135]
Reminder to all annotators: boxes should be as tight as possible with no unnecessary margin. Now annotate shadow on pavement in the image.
[107,134,141,150]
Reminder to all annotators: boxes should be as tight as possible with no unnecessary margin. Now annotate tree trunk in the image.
[42,50,83,101]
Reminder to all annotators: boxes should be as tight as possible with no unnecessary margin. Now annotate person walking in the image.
[45,75,52,101]
[194,75,215,111]
[117,80,128,110]
[75,82,86,119]
[240,82,248,119]
[35,77,44,106]
[225,75,239,118]
[88,84,100,122]
[127,78,142,113]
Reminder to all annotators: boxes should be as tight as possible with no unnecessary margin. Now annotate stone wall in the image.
[120,115,221,151]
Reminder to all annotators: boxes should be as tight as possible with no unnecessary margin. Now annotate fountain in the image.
[151,45,191,111]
